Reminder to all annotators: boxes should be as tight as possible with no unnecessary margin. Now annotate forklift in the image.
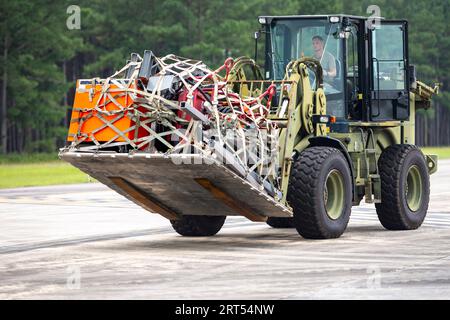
[61,14,439,239]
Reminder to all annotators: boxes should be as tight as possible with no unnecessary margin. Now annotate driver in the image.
[312,35,337,81]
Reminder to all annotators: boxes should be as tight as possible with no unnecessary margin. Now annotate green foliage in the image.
[0,0,449,154]
[1,0,82,153]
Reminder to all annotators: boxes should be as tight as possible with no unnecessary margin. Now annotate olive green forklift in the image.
[246,14,440,238]
[60,14,439,239]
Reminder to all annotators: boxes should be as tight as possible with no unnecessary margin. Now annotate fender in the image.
[307,136,357,203]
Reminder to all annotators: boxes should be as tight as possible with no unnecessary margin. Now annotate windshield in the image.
[269,18,345,118]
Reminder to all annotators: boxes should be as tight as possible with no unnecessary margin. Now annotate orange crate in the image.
[67,79,139,143]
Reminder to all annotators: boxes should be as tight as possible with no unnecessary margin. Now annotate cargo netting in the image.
[65,51,282,197]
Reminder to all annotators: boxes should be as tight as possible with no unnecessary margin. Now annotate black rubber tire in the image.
[266,217,295,228]
[375,144,430,230]
[287,147,352,239]
[170,215,226,237]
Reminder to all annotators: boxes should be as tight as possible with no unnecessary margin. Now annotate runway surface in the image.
[1,160,450,299]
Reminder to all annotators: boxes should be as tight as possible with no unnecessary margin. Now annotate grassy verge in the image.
[0,147,449,189]
[0,153,92,189]
[421,147,450,160]
[0,152,59,164]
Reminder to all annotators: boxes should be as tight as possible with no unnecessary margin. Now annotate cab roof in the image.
[258,14,385,23]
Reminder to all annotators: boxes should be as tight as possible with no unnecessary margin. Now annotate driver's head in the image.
[312,36,324,53]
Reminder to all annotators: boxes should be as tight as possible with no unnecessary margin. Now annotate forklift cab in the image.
[258,15,410,124]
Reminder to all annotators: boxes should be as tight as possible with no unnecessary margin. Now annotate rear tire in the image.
[287,147,352,239]
[266,217,295,228]
[375,144,430,230]
[170,215,226,236]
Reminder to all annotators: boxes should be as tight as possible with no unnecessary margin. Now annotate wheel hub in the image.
[405,165,423,212]
[324,169,345,220]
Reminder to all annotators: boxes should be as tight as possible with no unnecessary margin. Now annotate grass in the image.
[421,147,450,160]
[0,153,93,189]
[0,152,59,164]
[0,147,449,189]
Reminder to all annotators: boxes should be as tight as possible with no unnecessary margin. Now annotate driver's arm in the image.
[324,54,337,78]
[324,67,336,78]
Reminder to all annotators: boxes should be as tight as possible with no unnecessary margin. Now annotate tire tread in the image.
[375,144,429,230]
[288,147,351,239]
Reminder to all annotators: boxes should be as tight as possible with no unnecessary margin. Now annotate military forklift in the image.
[248,14,439,237]
[60,14,438,239]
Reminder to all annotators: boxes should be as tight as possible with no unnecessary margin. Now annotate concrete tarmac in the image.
[1,160,450,299]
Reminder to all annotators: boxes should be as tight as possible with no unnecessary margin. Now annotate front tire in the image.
[170,215,226,236]
[288,147,352,239]
[375,144,430,230]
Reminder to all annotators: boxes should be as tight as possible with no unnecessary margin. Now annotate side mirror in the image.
[254,30,262,62]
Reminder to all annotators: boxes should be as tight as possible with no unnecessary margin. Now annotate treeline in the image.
[0,0,448,153]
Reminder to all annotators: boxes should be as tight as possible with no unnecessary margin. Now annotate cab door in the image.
[369,20,409,121]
